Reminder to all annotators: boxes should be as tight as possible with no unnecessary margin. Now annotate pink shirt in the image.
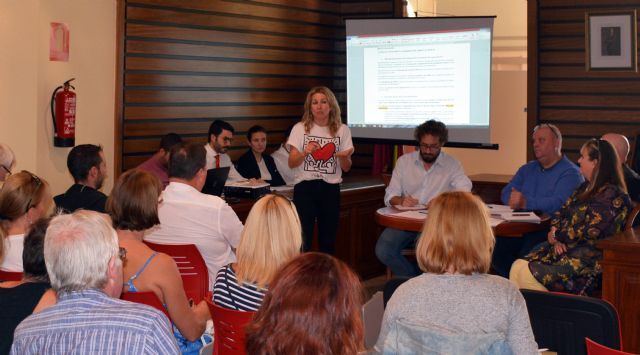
[137,154,169,188]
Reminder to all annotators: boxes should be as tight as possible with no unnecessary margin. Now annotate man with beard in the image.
[204,119,243,182]
[136,133,182,188]
[376,120,472,277]
[492,124,583,277]
[54,144,109,213]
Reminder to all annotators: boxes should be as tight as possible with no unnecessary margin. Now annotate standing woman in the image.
[287,86,354,254]
[511,138,631,296]
[0,171,52,271]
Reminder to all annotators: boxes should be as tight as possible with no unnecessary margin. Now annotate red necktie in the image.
[215,155,220,169]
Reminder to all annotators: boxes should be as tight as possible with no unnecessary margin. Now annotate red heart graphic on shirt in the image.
[311,142,336,162]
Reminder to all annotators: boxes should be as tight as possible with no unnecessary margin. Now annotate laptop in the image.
[201,167,230,196]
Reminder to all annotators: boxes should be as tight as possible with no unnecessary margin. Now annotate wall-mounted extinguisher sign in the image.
[50,78,76,147]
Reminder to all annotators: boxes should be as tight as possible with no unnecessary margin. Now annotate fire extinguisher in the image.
[50,78,76,147]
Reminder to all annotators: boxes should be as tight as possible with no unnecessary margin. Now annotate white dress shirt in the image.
[204,143,243,182]
[384,151,472,206]
[271,145,295,185]
[144,182,243,289]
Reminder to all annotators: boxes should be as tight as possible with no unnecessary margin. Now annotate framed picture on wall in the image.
[586,10,637,71]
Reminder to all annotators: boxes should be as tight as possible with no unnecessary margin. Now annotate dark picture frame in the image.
[586,10,637,71]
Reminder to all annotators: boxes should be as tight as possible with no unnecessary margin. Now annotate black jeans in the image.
[293,180,340,254]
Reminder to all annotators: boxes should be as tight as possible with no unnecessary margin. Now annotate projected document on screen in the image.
[346,17,494,145]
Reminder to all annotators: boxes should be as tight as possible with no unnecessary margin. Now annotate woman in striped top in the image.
[213,193,302,311]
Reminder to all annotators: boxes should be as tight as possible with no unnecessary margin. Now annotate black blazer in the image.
[236,149,286,186]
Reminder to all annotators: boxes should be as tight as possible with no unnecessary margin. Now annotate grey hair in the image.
[533,123,563,149]
[0,143,15,170]
[44,210,120,294]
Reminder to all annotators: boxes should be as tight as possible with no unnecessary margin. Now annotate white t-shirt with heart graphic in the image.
[287,122,354,185]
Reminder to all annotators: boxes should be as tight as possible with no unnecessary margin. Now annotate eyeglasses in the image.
[118,247,127,261]
[23,171,42,213]
[419,143,441,151]
[1,165,11,177]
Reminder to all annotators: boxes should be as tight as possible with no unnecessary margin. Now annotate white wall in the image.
[0,0,116,195]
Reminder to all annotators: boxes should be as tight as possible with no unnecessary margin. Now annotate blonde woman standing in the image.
[287,86,354,254]
[213,193,302,311]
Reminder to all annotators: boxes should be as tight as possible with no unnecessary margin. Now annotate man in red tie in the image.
[204,120,243,182]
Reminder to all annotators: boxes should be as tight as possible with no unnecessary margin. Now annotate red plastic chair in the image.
[0,270,23,281]
[144,241,209,302]
[206,299,255,355]
[586,338,637,355]
[121,291,170,320]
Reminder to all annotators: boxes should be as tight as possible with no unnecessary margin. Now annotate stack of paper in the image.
[393,204,427,211]
[497,211,541,224]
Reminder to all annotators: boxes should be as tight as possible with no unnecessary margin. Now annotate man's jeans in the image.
[375,228,420,277]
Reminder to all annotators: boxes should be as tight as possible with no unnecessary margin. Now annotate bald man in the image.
[602,133,640,202]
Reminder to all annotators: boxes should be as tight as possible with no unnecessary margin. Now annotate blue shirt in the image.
[385,151,472,206]
[11,289,179,355]
[501,156,584,215]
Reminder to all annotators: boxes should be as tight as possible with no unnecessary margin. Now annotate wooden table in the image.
[597,227,640,353]
[375,207,549,236]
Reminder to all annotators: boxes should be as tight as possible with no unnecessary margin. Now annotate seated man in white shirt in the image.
[204,119,243,182]
[376,120,472,277]
[145,142,244,289]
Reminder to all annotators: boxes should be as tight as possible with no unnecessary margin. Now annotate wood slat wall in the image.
[528,0,640,165]
[116,0,397,174]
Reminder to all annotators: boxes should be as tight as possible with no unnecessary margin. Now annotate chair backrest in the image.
[206,299,255,355]
[0,270,23,282]
[625,203,640,231]
[586,338,636,355]
[144,241,209,302]
[521,289,622,355]
[121,291,170,320]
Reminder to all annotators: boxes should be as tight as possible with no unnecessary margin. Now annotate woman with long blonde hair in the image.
[0,171,52,271]
[213,193,302,311]
[287,86,354,255]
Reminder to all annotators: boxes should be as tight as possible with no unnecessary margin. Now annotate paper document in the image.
[496,211,541,223]
[394,210,427,220]
[487,204,513,213]
[393,204,427,211]
[225,180,270,189]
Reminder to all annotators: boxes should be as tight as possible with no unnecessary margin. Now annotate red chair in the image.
[0,270,23,281]
[586,338,637,355]
[206,299,255,355]
[144,241,209,302]
[121,291,170,320]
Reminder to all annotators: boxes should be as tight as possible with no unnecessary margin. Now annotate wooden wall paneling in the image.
[529,0,640,163]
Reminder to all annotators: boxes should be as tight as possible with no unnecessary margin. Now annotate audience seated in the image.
[54,144,108,213]
[11,210,179,354]
[0,171,52,271]
[511,139,631,296]
[213,193,301,311]
[0,218,56,354]
[493,123,584,277]
[203,119,243,182]
[236,125,286,186]
[270,124,295,185]
[145,142,244,289]
[0,143,16,183]
[106,169,210,342]
[376,191,538,354]
[136,133,183,189]
[376,119,472,277]
[246,252,364,355]
[602,133,640,203]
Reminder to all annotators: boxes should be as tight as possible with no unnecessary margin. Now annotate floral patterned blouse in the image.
[524,182,631,295]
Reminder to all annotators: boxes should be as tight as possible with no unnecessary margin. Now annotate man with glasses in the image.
[11,210,179,354]
[204,119,243,182]
[54,144,108,213]
[0,143,16,183]
[492,123,583,277]
[376,120,472,277]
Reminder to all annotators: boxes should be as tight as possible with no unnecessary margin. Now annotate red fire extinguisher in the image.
[50,78,76,147]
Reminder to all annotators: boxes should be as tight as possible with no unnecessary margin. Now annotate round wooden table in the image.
[375,207,549,237]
